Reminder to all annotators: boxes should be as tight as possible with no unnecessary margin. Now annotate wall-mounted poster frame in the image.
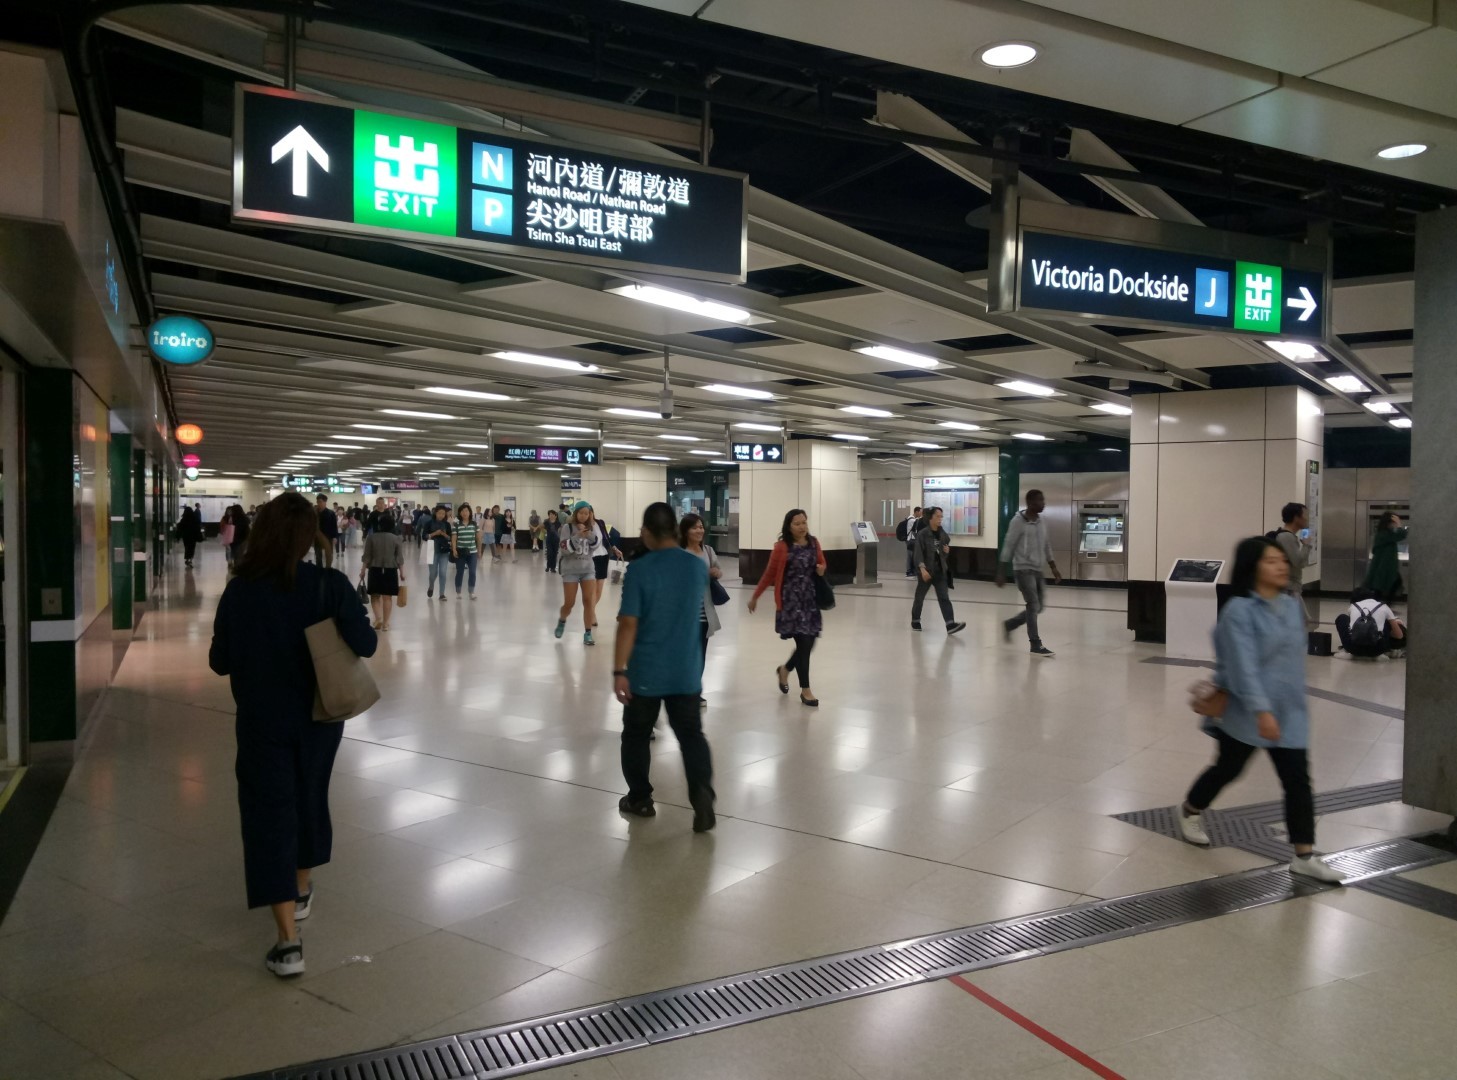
[921,475,982,536]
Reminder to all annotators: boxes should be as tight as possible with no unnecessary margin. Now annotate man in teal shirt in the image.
[613,502,715,832]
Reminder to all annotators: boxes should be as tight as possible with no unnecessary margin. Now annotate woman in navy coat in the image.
[209,491,377,976]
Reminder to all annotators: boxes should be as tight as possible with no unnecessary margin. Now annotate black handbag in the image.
[710,577,731,606]
[813,573,835,611]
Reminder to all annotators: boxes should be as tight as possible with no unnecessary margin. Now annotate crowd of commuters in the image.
[201,480,1403,980]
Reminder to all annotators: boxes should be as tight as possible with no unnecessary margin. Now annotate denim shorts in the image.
[559,560,595,583]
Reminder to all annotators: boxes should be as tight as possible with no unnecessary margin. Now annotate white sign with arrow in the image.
[271,125,330,198]
[1286,285,1318,323]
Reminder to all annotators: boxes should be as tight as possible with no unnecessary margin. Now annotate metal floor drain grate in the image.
[236,836,1450,1080]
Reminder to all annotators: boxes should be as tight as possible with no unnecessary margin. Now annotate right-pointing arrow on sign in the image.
[271,125,330,198]
[1286,285,1317,323]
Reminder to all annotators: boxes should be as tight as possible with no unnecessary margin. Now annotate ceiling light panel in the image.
[379,409,457,420]
[423,386,511,401]
[997,380,1059,397]
[839,405,895,418]
[701,383,775,400]
[606,282,761,324]
[853,344,938,370]
[492,350,600,373]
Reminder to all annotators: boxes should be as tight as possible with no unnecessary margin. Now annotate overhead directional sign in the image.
[234,86,748,283]
[731,442,782,463]
[493,444,599,465]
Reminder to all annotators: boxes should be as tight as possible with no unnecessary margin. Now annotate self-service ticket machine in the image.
[1165,559,1224,661]
[851,521,881,586]
[1073,501,1127,582]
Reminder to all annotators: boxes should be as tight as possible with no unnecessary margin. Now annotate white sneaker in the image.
[1333,650,1353,661]
[1289,854,1344,884]
[1178,809,1211,846]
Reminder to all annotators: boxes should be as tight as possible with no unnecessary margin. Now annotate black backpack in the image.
[1265,529,1282,542]
[895,517,910,542]
[1349,604,1384,654]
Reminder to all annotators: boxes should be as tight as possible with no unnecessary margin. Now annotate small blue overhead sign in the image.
[148,315,215,366]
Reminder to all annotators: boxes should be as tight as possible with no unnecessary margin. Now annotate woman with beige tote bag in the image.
[209,492,378,979]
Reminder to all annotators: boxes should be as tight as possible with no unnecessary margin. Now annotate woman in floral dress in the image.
[749,508,827,707]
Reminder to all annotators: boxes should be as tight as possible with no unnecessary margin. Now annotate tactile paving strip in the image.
[236,836,1449,1080]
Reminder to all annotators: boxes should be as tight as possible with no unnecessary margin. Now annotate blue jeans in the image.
[428,549,449,593]
[454,551,478,594]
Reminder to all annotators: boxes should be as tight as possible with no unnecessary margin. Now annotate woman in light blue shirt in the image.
[1178,536,1343,883]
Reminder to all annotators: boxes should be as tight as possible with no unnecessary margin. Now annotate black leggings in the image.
[1186,729,1314,846]
[784,634,817,690]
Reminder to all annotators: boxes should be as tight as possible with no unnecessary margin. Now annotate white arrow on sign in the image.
[767,446,782,460]
[270,125,330,198]
[1286,285,1318,323]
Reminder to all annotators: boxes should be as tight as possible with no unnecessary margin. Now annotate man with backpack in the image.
[1269,503,1316,630]
[896,507,922,576]
[1335,588,1407,659]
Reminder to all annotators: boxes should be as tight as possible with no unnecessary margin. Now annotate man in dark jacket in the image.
[910,506,965,636]
[314,494,338,568]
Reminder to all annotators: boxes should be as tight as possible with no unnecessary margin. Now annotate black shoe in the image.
[265,939,304,977]
[1031,645,1055,658]
[618,795,656,818]
[947,621,966,635]
[1002,618,1014,643]
[800,691,819,708]
[426,587,433,598]
[910,620,922,632]
[690,788,717,833]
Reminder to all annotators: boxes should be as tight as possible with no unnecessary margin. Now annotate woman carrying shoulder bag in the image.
[910,506,965,636]
[680,513,725,708]
[1177,535,1343,884]
[208,491,377,977]
[748,508,827,707]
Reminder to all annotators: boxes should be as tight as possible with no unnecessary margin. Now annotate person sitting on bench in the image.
[1334,587,1407,659]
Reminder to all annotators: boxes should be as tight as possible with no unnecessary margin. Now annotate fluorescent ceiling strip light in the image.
[1264,341,1321,363]
[688,450,720,456]
[352,424,416,432]
[1363,401,1398,415]
[603,442,643,450]
[539,424,596,433]
[379,409,456,420]
[604,408,661,419]
[906,442,945,449]
[492,350,600,373]
[640,454,670,461]
[658,434,702,442]
[1090,402,1133,416]
[937,421,983,431]
[853,344,938,370]
[607,282,757,324]
[996,380,1059,397]
[701,383,775,400]
[831,433,870,441]
[423,386,512,401]
[734,422,781,432]
[709,459,735,465]
[1013,432,1051,441]
[537,466,565,471]
[333,434,385,442]
[839,405,894,418]
[1390,417,1412,429]
[457,443,492,449]
[1326,375,1369,394]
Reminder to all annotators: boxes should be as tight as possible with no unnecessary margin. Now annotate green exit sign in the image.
[353,111,458,236]
[1234,261,1282,333]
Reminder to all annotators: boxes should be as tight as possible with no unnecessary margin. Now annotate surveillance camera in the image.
[658,386,674,419]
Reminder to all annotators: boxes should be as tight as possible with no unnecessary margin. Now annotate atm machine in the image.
[1072,501,1127,582]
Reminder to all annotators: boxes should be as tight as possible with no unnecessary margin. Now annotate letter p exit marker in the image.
[1234,261,1282,333]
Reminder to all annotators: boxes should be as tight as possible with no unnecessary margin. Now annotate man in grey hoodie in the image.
[996,489,1062,658]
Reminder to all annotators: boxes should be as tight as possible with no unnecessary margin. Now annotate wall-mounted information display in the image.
[731,442,782,463]
[921,475,982,536]
[493,444,599,465]
[1015,232,1326,338]
[234,86,748,282]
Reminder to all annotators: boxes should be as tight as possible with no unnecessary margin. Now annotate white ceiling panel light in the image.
[1264,341,1322,363]
[701,383,775,400]
[536,466,565,472]
[937,421,983,431]
[492,350,600,373]
[379,408,456,420]
[317,443,366,449]
[979,40,1038,68]
[1363,401,1398,415]
[1090,402,1134,416]
[831,433,871,442]
[430,450,468,456]
[1390,417,1413,429]
[603,442,644,450]
[906,442,946,450]
[605,282,762,324]
[333,434,385,442]
[465,463,498,468]
[709,459,736,465]
[1013,432,1052,441]
[539,424,596,433]
[423,386,512,401]
[689,449,720,456]
[852,344,939,370]
[457,442,492,449]
[839,405,895,418]
[604,407,661,419]
[658,434,702,442]
[1326,374,1370,394]
[1376,143,1427,160]
[734,422,782,432]
[640,454,671,461]
[996,379,1059,397]
[353,423,417,432]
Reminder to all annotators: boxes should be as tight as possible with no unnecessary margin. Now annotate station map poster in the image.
[921,475,982,536]
[235,86,747,283]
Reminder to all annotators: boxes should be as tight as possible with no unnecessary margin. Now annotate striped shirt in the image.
[453,521,479,552]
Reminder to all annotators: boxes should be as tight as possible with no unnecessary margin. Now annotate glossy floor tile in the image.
[0,546,1435,1080]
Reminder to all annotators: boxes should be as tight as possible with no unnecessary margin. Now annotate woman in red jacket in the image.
[748,508,827,707]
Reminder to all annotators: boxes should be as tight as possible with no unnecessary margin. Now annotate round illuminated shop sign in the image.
[148,315,215,366]
[184,466,200,480]
[175,423,204,445]
[182,453,201,468]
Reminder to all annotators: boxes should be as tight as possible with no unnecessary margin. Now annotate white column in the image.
[738,440,860,580]
[579,461,666,537]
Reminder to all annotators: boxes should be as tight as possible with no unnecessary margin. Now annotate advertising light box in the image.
[234,86,748,282]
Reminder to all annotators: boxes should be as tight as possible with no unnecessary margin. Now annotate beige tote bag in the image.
[306,581,380,723]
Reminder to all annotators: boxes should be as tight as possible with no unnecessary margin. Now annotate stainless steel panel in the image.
[1072,472,1131,503]
[1028,474,1074,561]
[1357,468,1411,502]
[1323,469,1359,594]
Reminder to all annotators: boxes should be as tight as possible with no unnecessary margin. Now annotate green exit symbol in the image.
[1234,261,1282,333]
[353,111,457,236]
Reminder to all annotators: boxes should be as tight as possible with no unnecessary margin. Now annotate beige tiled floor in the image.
[0,544,1444,1080]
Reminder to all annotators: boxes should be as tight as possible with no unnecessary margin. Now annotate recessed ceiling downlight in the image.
[1376,143,1427,160]
[979,41,1038,68]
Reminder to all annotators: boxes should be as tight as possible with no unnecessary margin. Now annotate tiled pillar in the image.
[1127,386,1324,642]
[738,440,860,584]
[579,461,667,550]
[1404,207,1455,822]
[909,447,1003,579]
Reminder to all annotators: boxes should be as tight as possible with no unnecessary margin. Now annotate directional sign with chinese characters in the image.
[492,444,600,465]
[731,442,783,463]
[234,86,747,282]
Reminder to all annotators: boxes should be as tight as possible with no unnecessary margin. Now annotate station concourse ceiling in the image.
[26,0,1438,479]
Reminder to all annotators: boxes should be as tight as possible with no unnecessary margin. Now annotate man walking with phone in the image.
[997,489,1061,658]
[613,502,716,832]
[1272,502,1317,631]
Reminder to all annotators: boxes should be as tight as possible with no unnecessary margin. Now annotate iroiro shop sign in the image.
[148,315,216,365]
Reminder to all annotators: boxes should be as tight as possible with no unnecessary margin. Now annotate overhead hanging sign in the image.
[990,203,1328,340]
[731,442,782,463]
[148,315,215,365]
[175,423,204,445]
[233,86,748,283]
[380,479,441,491]
[493,444,599,465]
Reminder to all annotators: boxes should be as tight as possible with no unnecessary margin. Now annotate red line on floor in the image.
[947,974,1128,1080]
